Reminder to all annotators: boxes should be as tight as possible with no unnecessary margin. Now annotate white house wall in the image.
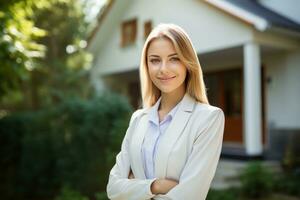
[88,0,131,56]
[89,0,132,92]
[89,0,253,76]
[265,50,300,129]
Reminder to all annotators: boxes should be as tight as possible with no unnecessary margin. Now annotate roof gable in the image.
[206,0,300,32]
[227,0,300,31]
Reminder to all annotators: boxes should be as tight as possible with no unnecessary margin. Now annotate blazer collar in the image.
[142,92,195,114]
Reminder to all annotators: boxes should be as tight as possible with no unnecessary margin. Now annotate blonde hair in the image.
[139,23,209,108]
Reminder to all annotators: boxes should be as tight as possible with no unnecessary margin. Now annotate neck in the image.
[159,87,186,112]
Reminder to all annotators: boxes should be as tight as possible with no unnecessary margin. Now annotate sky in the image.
[82,0,107,22]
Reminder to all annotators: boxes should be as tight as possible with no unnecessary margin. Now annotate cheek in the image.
[147,67,156,81]
[178,65,187,79]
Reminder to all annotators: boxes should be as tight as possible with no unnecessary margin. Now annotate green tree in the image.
[0,0,93,111]
[0,0,48,106]
[32,0,93,108]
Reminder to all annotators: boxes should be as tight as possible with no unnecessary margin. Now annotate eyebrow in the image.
[148,53,178,57]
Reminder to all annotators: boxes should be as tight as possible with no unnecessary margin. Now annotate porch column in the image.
[243,42,263,156]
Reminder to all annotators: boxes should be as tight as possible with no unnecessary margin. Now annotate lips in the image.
[158,76,175,81]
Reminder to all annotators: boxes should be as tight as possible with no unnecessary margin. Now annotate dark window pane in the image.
[224,70,241,117]
[205,74,219,107]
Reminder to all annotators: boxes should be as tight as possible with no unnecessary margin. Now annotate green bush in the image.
[207,187,240,200]
[0,92,132,200]
[207,161,300,200]
[95,191,109,200]
[0,112,31,199]
[55,186,89,200]
[239,161,274,198]
[273,171,300,197]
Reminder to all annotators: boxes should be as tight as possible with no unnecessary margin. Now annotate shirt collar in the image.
[148,96,181,125]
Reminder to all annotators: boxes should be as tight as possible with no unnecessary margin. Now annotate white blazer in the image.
[107,93,225,200]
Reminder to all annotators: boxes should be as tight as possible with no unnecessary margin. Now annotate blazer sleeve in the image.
[106,109,157,200]
[154,108,225,200]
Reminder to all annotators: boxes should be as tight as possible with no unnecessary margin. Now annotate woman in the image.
[107,23,225,200]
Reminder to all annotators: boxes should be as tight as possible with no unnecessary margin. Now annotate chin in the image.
[158,87,177,94]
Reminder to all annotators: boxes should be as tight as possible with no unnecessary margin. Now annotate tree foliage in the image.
[0,0,93,111]
[0,0,49,98]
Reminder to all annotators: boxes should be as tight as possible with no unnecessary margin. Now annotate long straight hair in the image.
[139,23,209,108]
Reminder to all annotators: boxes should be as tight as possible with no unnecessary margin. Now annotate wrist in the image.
[151,179,161,195]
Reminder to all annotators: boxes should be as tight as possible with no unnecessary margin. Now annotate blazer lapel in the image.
[130,112,148,179]
[154,93,196,178]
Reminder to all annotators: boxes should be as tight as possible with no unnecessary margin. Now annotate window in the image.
[144,20,152,39]
[205,69,242,117]
[121,18,137,47]
[223,70,242,117]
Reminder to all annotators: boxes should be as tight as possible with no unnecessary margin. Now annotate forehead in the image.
[147,37,176,56]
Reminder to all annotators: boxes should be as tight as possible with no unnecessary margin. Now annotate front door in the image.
[205,69,243,143]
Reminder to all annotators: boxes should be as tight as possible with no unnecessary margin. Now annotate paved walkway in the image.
[211,159,281,189]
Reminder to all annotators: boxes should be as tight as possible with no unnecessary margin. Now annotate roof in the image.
[87,0,115,47]
[206,0,300,32]
[225,0,300,32]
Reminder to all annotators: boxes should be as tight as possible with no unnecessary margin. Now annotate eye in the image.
[170,57,180,62]
[149,58,160,64]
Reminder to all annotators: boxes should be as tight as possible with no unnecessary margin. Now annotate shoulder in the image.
[129,108,147,125]
[193,102,224,122]
[190,103,225,138]
[194,102,223,114]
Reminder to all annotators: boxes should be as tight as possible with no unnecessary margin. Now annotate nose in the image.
[159,60,168,72]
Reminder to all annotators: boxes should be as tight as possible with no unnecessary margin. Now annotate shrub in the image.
[239,161,274,198]
[55,186,89,200]
[273,170,300,197]
[0,92,132,200]
[207,187,239,200]
[95,191,109,200]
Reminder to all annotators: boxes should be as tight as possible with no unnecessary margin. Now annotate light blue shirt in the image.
[141,97,181,179]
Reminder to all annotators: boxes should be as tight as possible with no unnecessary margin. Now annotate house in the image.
[87,0,300,160]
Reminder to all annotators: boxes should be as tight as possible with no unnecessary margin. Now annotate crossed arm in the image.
[106,110,179,200]
[128,170,178,195]
[107,109,224,200]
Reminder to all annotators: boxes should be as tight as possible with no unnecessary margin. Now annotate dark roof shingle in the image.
[225,0,300,32]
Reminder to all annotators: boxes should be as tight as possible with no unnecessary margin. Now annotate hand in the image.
[151,178,178,195]
[128,169,135,179]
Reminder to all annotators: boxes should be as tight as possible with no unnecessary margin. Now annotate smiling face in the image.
[147,37,187,95]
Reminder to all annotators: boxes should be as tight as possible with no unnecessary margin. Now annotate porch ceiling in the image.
[199,45,286,72]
